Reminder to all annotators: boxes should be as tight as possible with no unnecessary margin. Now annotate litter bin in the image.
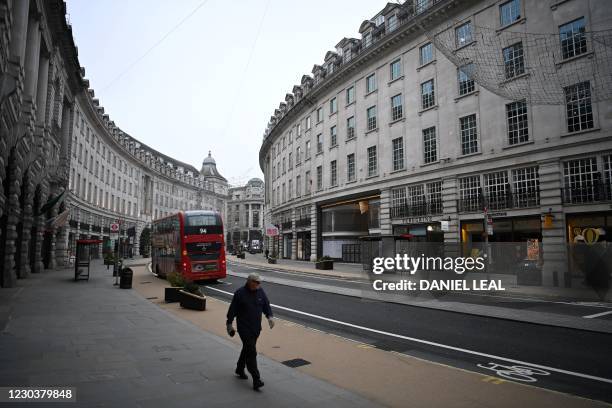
[120,268,133,289]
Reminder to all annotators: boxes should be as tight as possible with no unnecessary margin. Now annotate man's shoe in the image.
[235,369,248,380]
[253,379,264,391]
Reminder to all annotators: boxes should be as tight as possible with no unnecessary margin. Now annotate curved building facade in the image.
[259,0,612,274]
[0,0,228,287]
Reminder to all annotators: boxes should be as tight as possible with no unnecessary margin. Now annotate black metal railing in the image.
[562,182,612,204]
[457,189,540,213]
[295,217,311,228]
[391,199,443,219]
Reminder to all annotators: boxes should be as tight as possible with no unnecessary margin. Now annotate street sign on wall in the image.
[265,225,279,237]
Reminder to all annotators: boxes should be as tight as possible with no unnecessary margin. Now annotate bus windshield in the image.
[184,213,222,235]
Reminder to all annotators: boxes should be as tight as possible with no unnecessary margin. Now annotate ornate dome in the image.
[200,151,227,182]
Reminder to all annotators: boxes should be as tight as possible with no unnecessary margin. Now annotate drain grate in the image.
[146,296,158,300]
[140,281,152,284]
[282,358,311,368]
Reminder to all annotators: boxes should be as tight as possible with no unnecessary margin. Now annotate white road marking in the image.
[228,263,366,284]
[202,285,612,385]
[583,310,612,319]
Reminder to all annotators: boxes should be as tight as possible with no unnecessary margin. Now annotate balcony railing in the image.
[391,200,443,219]
[296,217,311,228]
[562,182,612,204]
[457,190,540,213]
[281,221,292,230]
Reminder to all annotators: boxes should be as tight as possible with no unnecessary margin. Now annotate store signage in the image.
[401,216,434,224]
[441,220,450,232]
[265,224,279,237]
[488,212,507,218]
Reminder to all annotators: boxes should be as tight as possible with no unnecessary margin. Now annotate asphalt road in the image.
[200,263,612,403]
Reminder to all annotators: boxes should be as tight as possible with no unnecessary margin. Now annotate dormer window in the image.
[375,15,384,26]
[363,32,372,48]
[327,64,334,75]
[388,14,398,32]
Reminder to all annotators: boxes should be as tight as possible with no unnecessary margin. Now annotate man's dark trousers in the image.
[237,331,260,380]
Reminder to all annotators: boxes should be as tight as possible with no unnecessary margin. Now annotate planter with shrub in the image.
[315,256,334,270]
[267,257,277,264]
[165,272,185,303]
[179,281,206,311]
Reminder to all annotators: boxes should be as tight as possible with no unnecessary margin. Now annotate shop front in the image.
[566,212,612,243]
[320,195,379,262]
[296,231,311,261]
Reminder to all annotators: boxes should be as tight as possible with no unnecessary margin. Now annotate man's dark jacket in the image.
[226,285,273,337]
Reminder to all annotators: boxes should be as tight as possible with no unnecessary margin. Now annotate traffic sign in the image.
[110,223,119,240]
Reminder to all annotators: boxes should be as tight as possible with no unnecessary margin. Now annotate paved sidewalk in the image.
[0,261,375,407]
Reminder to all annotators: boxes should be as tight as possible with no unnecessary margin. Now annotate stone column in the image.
[44,196,58,270]
[379,188,392,235]
[55,224,68,268]
[309,203,317,262]
[1,150,23,287]
[538,160,567,287]
[23,17,41,101]
[442,177,459,243]
[8,0,29,65]
[291,207,297,260]
[16,176,34,278]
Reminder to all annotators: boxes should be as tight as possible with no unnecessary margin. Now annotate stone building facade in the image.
[259,0,612,283]
[226,178,264,251]
[0,0,228,288]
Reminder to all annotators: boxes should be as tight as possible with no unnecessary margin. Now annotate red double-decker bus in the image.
[151,210,226,281]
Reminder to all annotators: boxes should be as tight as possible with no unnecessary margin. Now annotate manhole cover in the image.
[282,358,311,368]
[160,357,172,361]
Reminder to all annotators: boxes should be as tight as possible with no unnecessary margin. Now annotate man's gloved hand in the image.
[268,317,275,329]
[226,323,236,337]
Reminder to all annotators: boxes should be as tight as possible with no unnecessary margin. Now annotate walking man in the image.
[226,272,274,390]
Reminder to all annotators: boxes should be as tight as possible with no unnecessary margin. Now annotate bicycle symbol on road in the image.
[477,362,551,382]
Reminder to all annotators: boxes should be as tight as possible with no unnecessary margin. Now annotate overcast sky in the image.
[66,0,390,186]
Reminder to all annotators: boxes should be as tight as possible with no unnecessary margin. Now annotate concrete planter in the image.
[165,287,183,303]
[179,290,206,311]
[237,253,245,259]
[315,260,334,270]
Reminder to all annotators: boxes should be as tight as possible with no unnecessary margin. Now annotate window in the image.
[460,114,478,155]
[282,158,286,173]
[512,167,539,207]
[330,160,337,186]
[288,179,293,200]
[346,86,355,105]
[316,166,323,190]
[500,0,521,26]
[389,94,402,121]
[330,97,337,114]
[288,152,293,169]
[296,175,301,197]
[391,188,407,216]
[363,32,372,48]
[420,43,433,65]
[503,42,525,79]
[459,175,482,211]
[563,157,599,203]
[367,146,377,177]
[427,181,443,214]
[317,107,323,123]
[392,137,404,171]
[455,22,472,48]
[390,59,401,81]
[366,73,376,93]
[506,100,528,144]
[330,126,337,147]
[306,116,311,130]
[421,80,435,109]
[484,171,510,210]
[423,127,437,164]
[305,140,311,158]
[297,123,301,136]
[565,81,593,132]
[316,134,323,154]
[347,154,355,182]
[387,14,398,32]
[560,17,587,60]
[296,146,302,164]
[367,106,377,130]
[305,170,311,193]
[458,63,475,95]
[347,116,355,139]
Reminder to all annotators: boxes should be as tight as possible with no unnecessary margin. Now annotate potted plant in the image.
[315,256,334,270]
[179,280,206,311]
[165,272,185,303]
